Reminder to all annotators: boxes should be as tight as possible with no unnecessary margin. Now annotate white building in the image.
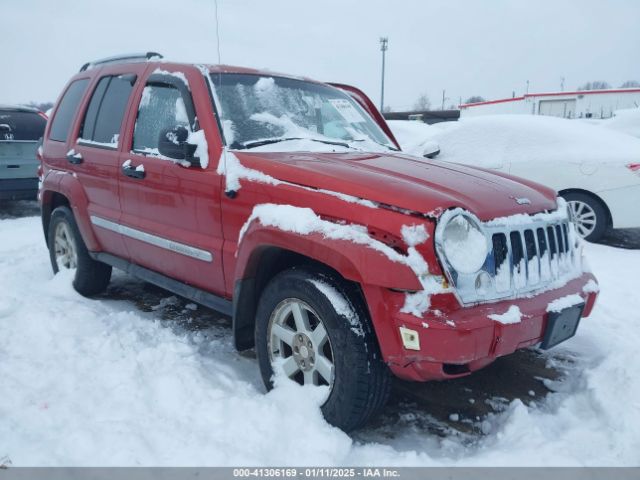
[460,88,640,119]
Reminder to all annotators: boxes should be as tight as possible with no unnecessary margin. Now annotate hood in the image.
[234,150,558,221]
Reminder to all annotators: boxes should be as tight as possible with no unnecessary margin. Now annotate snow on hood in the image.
[389,115,640,167]
[233,149,558,221]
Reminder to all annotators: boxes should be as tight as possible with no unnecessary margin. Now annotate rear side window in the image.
[0,111,46,141]
[80,74,136,147]
[49,79,90,142]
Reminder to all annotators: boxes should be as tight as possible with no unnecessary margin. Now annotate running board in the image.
[91,252,233,317]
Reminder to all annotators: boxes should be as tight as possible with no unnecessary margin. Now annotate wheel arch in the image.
[41,173,101,251]
[558,188,613,227]
[41,190,71,247]
[232,245,372,351]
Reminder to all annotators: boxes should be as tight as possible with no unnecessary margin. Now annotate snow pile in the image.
[488,305,523,325]
[389,116,640,167]
[600,107,640,138]
[0,218,350,466]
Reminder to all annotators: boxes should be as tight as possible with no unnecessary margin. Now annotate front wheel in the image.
[48,206,112,296]
[561,192,608,242]
[255,267,391,431]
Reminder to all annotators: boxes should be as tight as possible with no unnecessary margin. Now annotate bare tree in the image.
[620,80,640,88]
[464,96,486,104]
[578,81,611,91]
[382,105,394,113]
[413,94,431,111]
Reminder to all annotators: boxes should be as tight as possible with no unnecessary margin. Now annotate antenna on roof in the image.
[214,0,222,65]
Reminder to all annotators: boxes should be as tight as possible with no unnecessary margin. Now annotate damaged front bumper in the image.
[363,272,598,382]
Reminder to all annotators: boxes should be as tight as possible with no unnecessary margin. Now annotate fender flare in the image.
[47,172,101,251]
[234,223,421,290]
[231,222,421,351]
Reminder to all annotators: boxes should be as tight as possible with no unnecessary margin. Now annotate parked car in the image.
[599,107,640,139]
[389,116,640,241]
[0,105,47,200]
[39,54,598,431]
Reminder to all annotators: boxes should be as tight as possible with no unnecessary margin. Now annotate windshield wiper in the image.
[237,137,352,150]
[348,137,400,151]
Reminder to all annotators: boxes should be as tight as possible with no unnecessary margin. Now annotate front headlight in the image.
[441,213,489,274]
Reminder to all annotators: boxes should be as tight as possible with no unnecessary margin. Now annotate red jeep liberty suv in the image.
[39,53,599,431]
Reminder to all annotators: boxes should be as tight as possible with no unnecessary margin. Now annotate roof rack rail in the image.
[79,52,163,72]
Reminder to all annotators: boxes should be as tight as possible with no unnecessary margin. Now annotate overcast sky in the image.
[2,0,639,110]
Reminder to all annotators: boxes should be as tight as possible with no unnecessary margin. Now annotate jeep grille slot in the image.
[442,216,581,306]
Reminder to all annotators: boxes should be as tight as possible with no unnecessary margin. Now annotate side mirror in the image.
[0,124,11,133]
[422,140,441,159]
[158,126,199,166]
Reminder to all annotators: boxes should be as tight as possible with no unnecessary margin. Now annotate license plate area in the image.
[540,303,584,350]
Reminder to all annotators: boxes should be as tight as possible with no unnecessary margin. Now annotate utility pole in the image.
[561,77,565,92]
[526,80,530,94]
[379,37,388,112]
[441,89,448,110]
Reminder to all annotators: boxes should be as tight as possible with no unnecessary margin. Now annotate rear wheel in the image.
[255,267,391,431]
[561,192,608,242]
[48,206,112,295]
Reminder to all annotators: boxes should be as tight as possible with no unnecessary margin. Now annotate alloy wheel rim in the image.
[568,200,597,238]
[54,222,78,270]
[267,298,335,402]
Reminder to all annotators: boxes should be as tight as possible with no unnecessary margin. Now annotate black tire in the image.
[255,267,391,432]
[48,206,112,296]
[560,192,608,242]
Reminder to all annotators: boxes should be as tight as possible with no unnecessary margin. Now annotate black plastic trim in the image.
[80,52,163,72]
[91,252,233,316]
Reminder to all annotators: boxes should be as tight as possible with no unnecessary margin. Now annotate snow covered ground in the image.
[1,206,639,466]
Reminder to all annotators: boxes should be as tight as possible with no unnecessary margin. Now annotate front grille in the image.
[491,220,574,294]
[437,213,582,306]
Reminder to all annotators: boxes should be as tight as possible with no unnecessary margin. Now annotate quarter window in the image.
[132,84,191,154]
[80,74,136,147]
[49,79,90,142]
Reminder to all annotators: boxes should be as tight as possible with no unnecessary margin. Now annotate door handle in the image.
[66,149,83,164]
[121,160,145,179]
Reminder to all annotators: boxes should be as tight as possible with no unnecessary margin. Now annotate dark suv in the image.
[0,105,47,200]
[39,53,598,431]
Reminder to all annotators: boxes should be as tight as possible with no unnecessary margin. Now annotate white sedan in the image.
[389,116,640,241]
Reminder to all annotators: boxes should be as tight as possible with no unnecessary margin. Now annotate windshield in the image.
[209,73,396,152]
